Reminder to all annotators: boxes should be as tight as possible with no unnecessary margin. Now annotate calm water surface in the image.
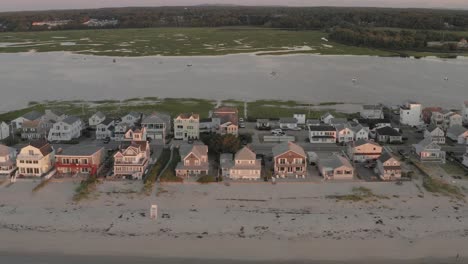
[1,52,467,112]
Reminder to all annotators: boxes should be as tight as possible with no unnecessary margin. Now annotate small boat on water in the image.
[444,77,448,81]
[352,78,357,83]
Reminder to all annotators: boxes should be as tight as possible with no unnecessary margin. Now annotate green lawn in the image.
[0,27,398,57]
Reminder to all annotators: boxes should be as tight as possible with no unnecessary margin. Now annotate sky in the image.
[1,0,468,12]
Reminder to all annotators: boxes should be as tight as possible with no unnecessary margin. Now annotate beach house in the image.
[318,154,354,180]
[212,107,239,136]
[121,112,142,126]
[399,101,422,127]
[376,152,402,181]
[447,125,468,144]
[88,111,106,127]
[347,139,382,162]
[279,117,298,130]
[228,146,262,180]
[0,144,17,176]
[360,105,384,119]
[174,113,200,141]
[124,127,147,141]
[113,122,130,141]
[11,110,44,130]
[412,138,446,163]
[293,114,306,125]
[55,146,105,177]
[375,126,403,144]
[0,122,9,140]
[308,125,337,143]
[424,125,445,145]
[16,140,55,177]
[48,116,83,142]
[175,144,209,177]
[351,124,369,141]
[113,141,150,180]
[335,124,355,144]
[141,112,171,141]
[21,119,53,140]
[320,112,334,124]
[95,118,115,140]
[272,142,307,178]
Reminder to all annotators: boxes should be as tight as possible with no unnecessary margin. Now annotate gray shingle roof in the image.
[376,126,401,136]
[142,112,170,124]
[354,139,380,147]
[23,111,44,121]
[94,111,105,119]
[56,145,103,156]
[279,117,298,124]
[308,125,335,131]
[447,125,468,136]
[320,154,352,170]
[62,116,81,125]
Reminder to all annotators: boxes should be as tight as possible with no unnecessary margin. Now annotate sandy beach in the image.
[1,179,467,263]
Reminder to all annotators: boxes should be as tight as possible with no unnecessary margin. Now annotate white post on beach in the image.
[150,204,158,220]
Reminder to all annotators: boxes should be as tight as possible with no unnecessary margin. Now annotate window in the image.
[28,150,34,155]
[82,159,88,165]
[279,158,286,165]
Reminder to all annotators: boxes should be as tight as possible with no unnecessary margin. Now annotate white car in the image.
[271,129,283,135]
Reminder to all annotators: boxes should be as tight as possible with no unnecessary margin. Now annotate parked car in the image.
[271,129,283,135]
[290,127,302,131]
[103,137,111,144]
[239,122,246,128]
[239,118,244,122]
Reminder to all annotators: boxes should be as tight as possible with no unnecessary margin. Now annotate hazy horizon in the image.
[1,0,468,12]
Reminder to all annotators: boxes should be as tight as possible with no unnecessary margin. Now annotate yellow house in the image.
[17,140,55,177]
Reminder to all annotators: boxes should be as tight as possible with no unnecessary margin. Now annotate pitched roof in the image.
[413,138,441,153]
[330,118,348,125]
[93,111,105,119]
[308,125,335,131]
[362,105,382,110]
[22,111,44,121]
[378,152,394,163]
[126,111,141,119]
[213,107,238,114]
[426,124,443,133]
[100,117,114,126]
[177,113,200,120]
[376,126,401,136]
[62,116,81,125]
[272,142,306,158]
[142,112,171,124]
[321,112,334,119]
[350,124,368,133]
[279,117,298,123]
[235,146,256,161]
[320,154,352,170]
[447,125,468,136]
[56,145,103,156]
[29,140,53,156]
[129,141,149,152]
[0,144,15,156]
[334,123,352,132]
[180,144,208,160]
[306,119,320,125]
[353,139,380,148]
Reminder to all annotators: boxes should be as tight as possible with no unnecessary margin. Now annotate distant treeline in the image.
[329,27,468,51]
[1,6,468,32]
